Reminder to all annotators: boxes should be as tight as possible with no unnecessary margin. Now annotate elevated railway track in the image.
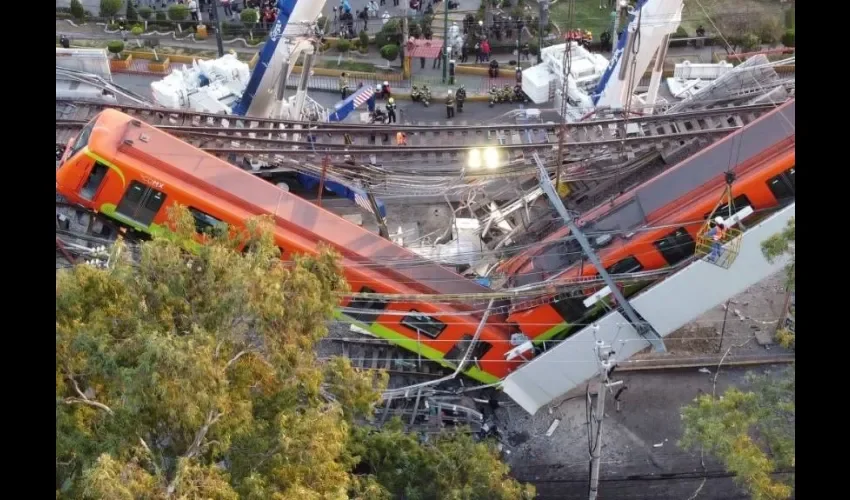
[56,99,780,168]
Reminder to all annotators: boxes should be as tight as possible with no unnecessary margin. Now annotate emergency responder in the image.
[396,131,408,145]
[386,97,397,123]
[600,31,612,51]
[456,85,466,113]
[488,59,500,78]
[382,80,392,99]
[706,216,726,262]
[339,72,350,99]
[446,90,455,119]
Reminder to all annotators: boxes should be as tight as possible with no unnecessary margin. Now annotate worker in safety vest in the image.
[446,90,455,119]
[706,216,727,262]
[386,97,397,123]
[396,131,408,146]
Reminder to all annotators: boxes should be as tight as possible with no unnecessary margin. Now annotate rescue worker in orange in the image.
[706,216,726,262]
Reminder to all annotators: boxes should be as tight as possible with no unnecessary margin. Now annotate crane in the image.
[591,0,684,114]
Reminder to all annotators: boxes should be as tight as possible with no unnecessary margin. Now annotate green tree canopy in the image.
[680,218,796,500]
[99,0,122,18]
[56,206,532,499]
[680,367,795,500]
[762,217,795,348]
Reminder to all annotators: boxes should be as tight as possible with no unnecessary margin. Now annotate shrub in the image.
[758,18,781,46]
[126,1,138,21]
[155,10,167,21]
[100,0,122,18]
[336,39,351,53]
[740,33,761,52]
[670,25,689,48]
[131,25,144,36]
[168,4,189,21]
[106,40,125,58]
[241,8,259,24]
[359,30,370,48]
[70,0,85,20]
[408,18,421,38]
[380,44,399,64]
[138,6,153,20]
[784,7,795,30]
[375,19,401,47]
[781,28,795,47]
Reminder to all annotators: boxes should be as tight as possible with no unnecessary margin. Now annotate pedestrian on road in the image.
[222,0,233,17]
[481,39,491,61]
[446,90,455,119]
[339,72,350,100]
[188,0,199,21]
[393,0,399,6]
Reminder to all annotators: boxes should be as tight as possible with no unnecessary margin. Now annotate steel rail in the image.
[55,99,781,134]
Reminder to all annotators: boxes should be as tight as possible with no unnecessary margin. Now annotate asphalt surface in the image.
[110,71,558,123]
[504,364,794,500]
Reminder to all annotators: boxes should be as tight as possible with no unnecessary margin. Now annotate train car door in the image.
[116,181,167,227]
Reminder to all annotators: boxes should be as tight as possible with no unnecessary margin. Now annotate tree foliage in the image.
[761,217,795,347]
[56,206,532,499]
[168,4,189,22]
[99,0,122,18]
[350,419,536,500]
[70,0,86,20]
[106,40,125,58]
[680,367,795,500]
[380,44,400,64]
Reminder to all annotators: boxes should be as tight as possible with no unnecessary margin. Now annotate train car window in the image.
[116,181,167,227]
[345,286,388,325]
[188,207,224,234]
[79,162,109,201]
[67,119,95,160]
[606,256,643,275]
[400,310,447,339]
[703,194,752,221]
[551,295,588,324]
[445,335,493,368]
[653,227,696,266]
[765,166,796,203]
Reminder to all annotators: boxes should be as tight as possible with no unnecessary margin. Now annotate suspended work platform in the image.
[502,203,796,414]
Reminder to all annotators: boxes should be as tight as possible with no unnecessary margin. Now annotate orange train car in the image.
[56,108,528,383]
[504,107,796,341]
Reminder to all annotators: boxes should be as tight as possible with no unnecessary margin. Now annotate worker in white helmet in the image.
[706,216,727,262]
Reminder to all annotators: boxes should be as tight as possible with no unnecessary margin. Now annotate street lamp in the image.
[467,147,500,170]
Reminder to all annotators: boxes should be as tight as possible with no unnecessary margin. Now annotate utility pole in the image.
[533,153,666,352]
[209,0,225,57]
[537,0,550,65]
[588,339,622,500]
[402,15,410,79]
[442,2,449,83]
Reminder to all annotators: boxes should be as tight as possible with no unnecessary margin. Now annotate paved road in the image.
[504,364,794,500]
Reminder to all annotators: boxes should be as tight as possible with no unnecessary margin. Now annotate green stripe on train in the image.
[97,197,500,384]
[334,310,501,385]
